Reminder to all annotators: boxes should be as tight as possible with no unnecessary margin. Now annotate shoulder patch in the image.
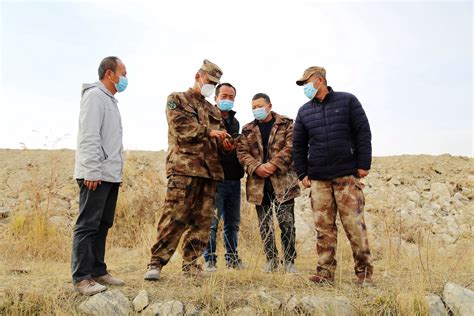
[167,100,177,110]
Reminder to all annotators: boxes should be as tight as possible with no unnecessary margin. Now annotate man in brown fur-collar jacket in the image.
[237,93,300,273]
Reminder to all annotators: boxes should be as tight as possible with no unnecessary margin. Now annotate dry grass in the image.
[0,150,473,315]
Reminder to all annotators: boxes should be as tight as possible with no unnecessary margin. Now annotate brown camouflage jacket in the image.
[165,88,224,181]
[237,111,300,205]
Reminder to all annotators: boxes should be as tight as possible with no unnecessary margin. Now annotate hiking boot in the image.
[284,262,298,274]
[74,279,107,296]
[144,265,161,281]
[262,259,279,273]
[203,261,217,273]
[355,274,375,287]
[226,258,247,270]
[93,273,125,286]
[309,274,334,285]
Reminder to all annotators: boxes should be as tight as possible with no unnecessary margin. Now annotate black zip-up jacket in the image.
[220,110,245,180]
[293,87,372,180]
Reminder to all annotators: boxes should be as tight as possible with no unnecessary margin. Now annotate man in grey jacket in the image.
[72,56,128,295]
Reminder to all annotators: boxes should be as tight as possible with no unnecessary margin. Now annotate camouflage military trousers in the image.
[310,175,373,278]
[149,175,217,271]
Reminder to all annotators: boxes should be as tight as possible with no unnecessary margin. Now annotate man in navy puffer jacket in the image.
[293,66,374,286]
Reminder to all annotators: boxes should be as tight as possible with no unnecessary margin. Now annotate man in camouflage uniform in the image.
[237,93,300,273]
[293,66,374,286]
[144,60,230,280]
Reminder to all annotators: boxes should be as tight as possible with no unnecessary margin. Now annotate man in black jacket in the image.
[203,83,246,271]
[293,66,374,286]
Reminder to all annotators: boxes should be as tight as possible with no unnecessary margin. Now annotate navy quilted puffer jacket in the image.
[293,87,372,180]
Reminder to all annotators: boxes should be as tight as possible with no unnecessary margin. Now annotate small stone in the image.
[443,282,474,315]
[48,215,70,229]
[132,290,149,312]
[78,290,131,316]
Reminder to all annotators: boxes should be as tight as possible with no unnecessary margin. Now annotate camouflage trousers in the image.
[149,175,217,271]
[310,175,373,278]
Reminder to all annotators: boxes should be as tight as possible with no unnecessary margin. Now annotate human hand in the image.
[301,176,311,188]
[356,169,369,178]
[209,130,229,142]
[84,180,101,191]
[255,164,273,178]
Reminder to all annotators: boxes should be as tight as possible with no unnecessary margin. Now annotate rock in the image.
[431,183,451,202]
[443,282,474,315]
[230,307,256,316]
[132,290,149,312]
[424,295,447,316]
[454,192,469,203]
[144,300,185,316]
[407,191,421,203]
[405,200,417,210]
[287,295,354,315]
[78,290,131,316]
[416,180,431,191]
[0,207,11,219]
[250,291,281,310]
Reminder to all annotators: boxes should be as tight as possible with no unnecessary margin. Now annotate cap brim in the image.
[296,78,307,86]
[208,75,220,84]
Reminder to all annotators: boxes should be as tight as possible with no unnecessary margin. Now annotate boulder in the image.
[431,183,451,202]
[287,295,354,315]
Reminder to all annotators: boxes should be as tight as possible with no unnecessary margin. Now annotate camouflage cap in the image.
[200,59,223,84]
[296,66,326,86]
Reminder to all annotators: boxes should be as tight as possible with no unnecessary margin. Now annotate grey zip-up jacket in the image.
[73,82,124,183]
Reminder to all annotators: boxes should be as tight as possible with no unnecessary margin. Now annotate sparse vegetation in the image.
[0,150,472,315]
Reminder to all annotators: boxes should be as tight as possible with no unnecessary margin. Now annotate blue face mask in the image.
[303,82,317,99]
[253,107,268,121]
[217,100,234,111]
[115,75,128,93]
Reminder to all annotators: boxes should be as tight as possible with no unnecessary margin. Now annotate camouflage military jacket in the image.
[165,88,224,181]
[237,111,300,205]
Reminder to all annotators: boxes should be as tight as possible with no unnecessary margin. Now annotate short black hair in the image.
[215,83,236,97]
[98,56,119,80]
[252,93,271,104]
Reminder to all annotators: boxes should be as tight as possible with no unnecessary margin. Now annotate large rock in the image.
[144,300,185,316]
[424,295,447,316]
[287,295,354,315]
[132,289,149,312]
[78,290,131,316]
[443,283,474,315]
[431,183,451,202]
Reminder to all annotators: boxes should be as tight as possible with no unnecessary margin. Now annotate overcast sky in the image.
[1,0,472,156]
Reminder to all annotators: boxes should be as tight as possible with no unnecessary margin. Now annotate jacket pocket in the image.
[101,146,108,161]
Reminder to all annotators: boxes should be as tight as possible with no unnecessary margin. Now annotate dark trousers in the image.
[71,180,119,283]
[203,180,241,265]
[256,183,297,263]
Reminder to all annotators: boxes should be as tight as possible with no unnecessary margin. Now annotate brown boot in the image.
[93,273,125,286]
[309,274,334,285]
[73,279,107,296]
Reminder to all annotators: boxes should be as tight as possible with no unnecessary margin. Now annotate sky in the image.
[0,0,472,156]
